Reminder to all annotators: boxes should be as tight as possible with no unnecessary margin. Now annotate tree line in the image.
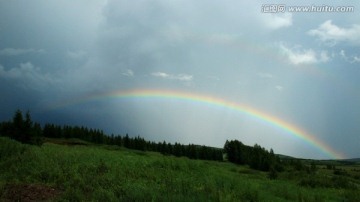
[224,140,283,172]
[0,110,283,172]
[0,110,42,145]
[0,110,223,161]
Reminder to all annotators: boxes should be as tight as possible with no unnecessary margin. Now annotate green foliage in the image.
[1,110,224,162]
[0,137,28,160]
[299,177,329,188]
[268,167,278,180]
[224,140,280,172]
[0,110,43,145]
[0,140,357,201]
[0,110,359,201]
[343,190,360,202]
[299,174,356,189]
[42,120,223,161]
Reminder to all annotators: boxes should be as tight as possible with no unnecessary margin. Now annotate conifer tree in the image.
[12,109,24,142]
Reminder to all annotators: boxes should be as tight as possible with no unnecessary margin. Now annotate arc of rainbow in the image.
[49,89,344,159]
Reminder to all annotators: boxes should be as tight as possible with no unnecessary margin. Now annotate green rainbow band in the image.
[49,89,344,159]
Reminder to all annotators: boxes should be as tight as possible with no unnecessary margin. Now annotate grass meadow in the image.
[0,137,359,201]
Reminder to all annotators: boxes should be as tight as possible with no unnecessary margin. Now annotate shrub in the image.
[0,137,28,160]
[298,177,332,188]
[268,167,278,180]
[332,176,354,189]
[242,189,259,202]
[299,175,355,189]
[343,190,360,202]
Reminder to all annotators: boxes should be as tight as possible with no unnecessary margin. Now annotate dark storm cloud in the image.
[0,0,359,159]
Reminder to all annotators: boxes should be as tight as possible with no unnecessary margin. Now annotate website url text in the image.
[261,4,354,13]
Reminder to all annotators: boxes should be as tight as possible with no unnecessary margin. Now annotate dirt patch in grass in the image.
[2,183,61,202]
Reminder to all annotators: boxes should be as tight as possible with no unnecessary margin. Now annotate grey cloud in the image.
[0,62,56,90]
[0,48,45,56]
[0,0,359,159]
[66,50,87,60]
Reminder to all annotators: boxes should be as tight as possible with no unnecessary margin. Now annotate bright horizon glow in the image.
[49,89,345,159]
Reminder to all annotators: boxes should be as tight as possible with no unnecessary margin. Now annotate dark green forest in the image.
[1,110,282,172]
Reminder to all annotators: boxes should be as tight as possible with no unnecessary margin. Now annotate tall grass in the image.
[0,137,357,201]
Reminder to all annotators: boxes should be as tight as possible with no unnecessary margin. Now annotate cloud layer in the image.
[0,48,45,56]
[0,0,359,159]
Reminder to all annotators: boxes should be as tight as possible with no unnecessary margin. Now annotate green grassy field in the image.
[0,137,359,201]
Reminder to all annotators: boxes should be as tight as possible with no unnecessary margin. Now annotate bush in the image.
[332,176,355,189]
[0,137,28,160]
[268,167,278,180]
[333,169,348,176]
[299,175,355,189]
[242,189,259,202]
[343,190,360,202]
[299,177,331,188]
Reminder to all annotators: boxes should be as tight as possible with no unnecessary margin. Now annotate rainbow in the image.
[49,89,344,159]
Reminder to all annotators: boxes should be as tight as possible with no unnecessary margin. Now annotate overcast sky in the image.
[1,0,359,159]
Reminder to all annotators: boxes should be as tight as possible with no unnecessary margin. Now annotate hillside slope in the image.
[0,137,359,201]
